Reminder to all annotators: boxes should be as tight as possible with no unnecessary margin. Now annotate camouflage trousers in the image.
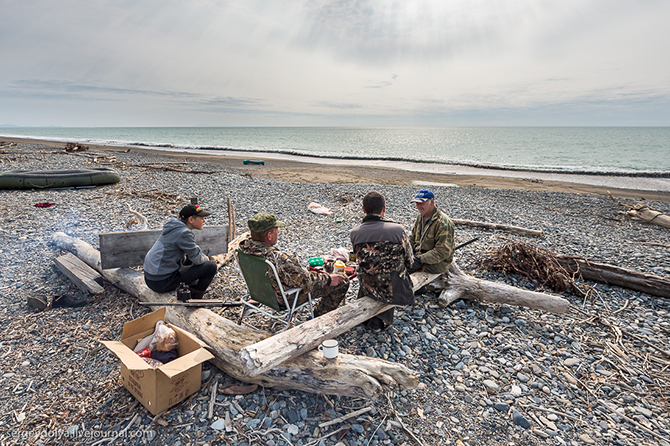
[279,278,348,317]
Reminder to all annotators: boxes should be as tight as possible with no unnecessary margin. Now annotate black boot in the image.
[52,294,88,308]
[187,287,206,300]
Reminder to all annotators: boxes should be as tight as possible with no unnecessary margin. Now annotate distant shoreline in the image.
[3,135,670,203]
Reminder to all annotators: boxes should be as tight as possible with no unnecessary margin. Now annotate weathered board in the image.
[99,225,229,270]
[54,253,105,294]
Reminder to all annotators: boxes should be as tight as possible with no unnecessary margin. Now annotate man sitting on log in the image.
[408,189,455,274]
[239,212,349,317]
[350,191,415,331]
[143,204,217,300]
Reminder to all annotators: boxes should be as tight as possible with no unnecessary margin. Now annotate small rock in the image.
[510,385,522,397]
[564,358,580,367]
[512,410,531,429]
[578,433,596,444]
[494,402,510,412]
[483,379,499,393]
[210,419,226,431]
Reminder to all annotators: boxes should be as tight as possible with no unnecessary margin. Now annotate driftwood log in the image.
[609,192,670,229]
[430,263,571,313]
[555,255,670,299]
[52,232,419,398]
[451,218,545,237]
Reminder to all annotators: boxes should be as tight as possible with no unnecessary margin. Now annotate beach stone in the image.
[564,358,580,367]
[494,402,510,412]
[510,385,522,397]
[512,410,531,429]
[483,380,499,392]
[210,419,226,430]
[578,433,596,444]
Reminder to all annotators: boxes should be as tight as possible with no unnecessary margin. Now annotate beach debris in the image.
[34,202,56,208]
[125,202,148,230]
[608,191,670,229]
[64,142,89,152]
[308,202,332,215]
[451,218,544,237]
[483,241,670,299]
[482,241,586,297]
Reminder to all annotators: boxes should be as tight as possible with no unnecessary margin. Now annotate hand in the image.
[329,274,345,286]
[408,255,422,272]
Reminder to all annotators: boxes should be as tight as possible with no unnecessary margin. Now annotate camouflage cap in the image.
[247,212,286,233]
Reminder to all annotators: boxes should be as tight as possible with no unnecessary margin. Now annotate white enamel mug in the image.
[318,339,339,359]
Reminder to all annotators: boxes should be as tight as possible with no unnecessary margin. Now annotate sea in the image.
[2,126,670,190]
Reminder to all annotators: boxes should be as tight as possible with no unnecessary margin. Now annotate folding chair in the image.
[235,249,313,329]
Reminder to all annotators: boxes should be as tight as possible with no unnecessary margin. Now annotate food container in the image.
[308,257,324,267]
[333,261,345,273]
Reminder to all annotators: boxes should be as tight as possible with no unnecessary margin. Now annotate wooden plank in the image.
[54,253,105,294]
[99,225,229,269]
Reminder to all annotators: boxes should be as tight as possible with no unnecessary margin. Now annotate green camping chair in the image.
[235,249,313,329]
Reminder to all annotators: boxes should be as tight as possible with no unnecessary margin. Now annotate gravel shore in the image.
[1,143,669,446]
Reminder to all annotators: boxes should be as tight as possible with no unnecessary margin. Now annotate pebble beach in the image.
[1,141,669,446]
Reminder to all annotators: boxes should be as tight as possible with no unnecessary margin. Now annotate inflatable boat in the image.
[0,168,121,189]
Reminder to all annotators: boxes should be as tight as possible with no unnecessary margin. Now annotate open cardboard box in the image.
[101,307,214,415]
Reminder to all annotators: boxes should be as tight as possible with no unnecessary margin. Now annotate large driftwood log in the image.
[451,218,545,237]
[52,232,418,398]
[432,263,570,313]
[555,255,670,299]
[240,298,393,377]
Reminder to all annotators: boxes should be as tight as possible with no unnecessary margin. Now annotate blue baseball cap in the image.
[410,189,435,203]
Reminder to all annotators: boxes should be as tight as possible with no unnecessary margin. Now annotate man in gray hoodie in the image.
[143,204,217,299]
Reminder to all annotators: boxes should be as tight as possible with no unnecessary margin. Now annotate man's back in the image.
[350,216,414,306]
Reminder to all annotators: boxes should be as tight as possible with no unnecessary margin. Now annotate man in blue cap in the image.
[408,189,455,274]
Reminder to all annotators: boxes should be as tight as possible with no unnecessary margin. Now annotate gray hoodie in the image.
[143,218,209,280]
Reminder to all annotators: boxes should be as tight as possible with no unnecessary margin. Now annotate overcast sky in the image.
[1,0,669,127]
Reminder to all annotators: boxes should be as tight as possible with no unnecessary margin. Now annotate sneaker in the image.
[52,295,88,308]
[27,296,48,311]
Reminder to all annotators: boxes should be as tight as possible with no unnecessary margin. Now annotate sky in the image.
[1,0,669,127]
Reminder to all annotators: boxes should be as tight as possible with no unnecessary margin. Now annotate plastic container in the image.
[308,257,324,267]
[333,261,345,273]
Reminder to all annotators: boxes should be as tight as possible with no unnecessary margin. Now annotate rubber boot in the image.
[187,287,206,300]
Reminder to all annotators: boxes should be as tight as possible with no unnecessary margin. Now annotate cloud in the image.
[0,0,669,126]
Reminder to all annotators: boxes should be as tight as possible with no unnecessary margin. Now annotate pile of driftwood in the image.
[485,241,670,300]
[483,242,586,297]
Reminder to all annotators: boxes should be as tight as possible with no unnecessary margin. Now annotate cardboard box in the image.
[101,308,214,415]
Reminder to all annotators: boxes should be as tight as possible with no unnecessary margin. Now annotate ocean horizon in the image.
[2,126,669,178]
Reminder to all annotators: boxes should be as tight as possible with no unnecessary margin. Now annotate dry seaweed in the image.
[482,241,587,297]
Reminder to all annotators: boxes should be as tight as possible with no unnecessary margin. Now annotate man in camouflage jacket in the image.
[239,213,349,317]
[409,189,455,274]
[350,191,414,330]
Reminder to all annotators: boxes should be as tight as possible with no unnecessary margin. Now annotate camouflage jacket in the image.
[350,215,414,306]
[409,205,455,274]
[238,235,330,299]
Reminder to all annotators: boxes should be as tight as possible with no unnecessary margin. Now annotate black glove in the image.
[408,255,422,272]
